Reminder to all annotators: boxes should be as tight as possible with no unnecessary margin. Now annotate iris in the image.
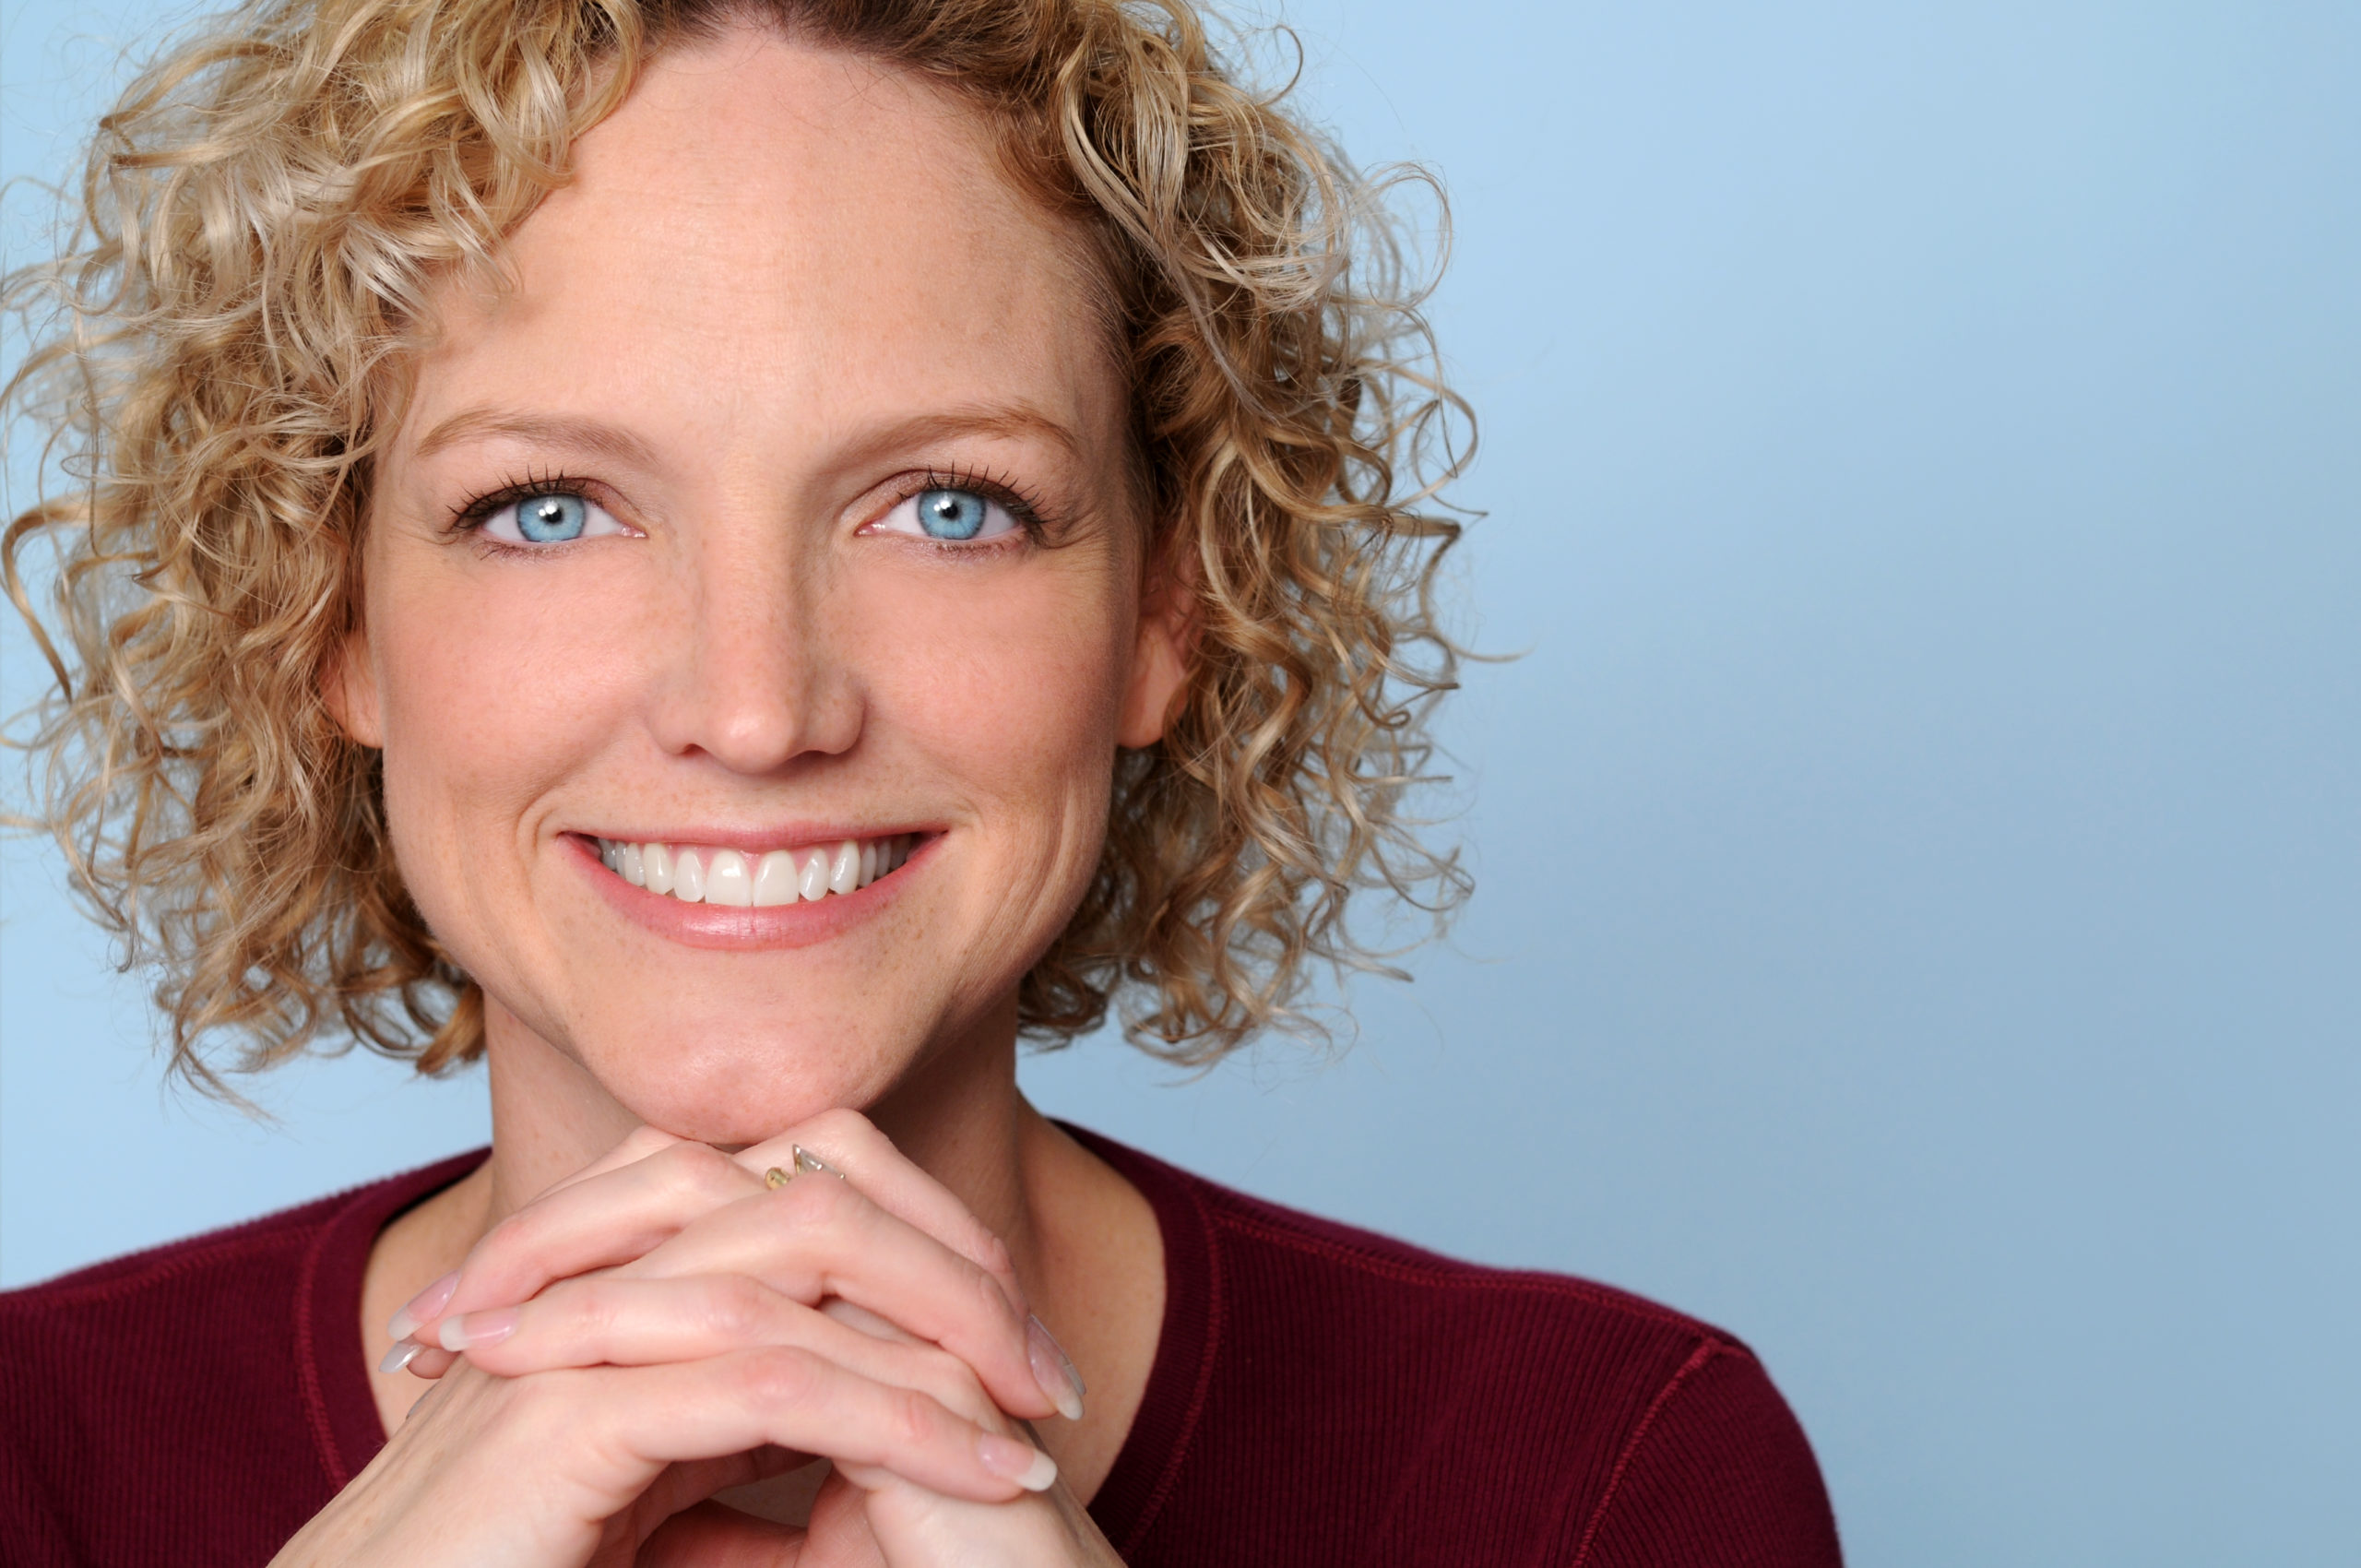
[516,493,588,542]
[917,488,987,540]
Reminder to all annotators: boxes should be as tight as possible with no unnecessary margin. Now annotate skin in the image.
[293,30,1189,1564]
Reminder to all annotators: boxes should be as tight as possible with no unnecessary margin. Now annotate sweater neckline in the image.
[297,1124,1217,1548]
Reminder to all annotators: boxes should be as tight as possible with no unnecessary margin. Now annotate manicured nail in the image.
[386,1271,459,1342]
[977,1431,1058,1492]
[1027,1315,1086,1421]
[378,1337,424,1376]
[434,1307,518,1352]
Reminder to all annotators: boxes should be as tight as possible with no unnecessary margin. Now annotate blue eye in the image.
[875,486,1019,544]
[918,489,987,540]
[516,493,586,541]
[480,489,629,545]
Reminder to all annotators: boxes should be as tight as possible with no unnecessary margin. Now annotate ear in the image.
[320,624,386,748]
[1117,543,1198,749]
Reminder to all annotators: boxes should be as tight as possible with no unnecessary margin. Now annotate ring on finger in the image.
[765,1145,848,1189]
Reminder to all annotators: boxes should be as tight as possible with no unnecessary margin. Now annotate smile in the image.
[591,834,915,907]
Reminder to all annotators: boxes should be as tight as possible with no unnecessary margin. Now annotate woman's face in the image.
[338,33,1183,1142]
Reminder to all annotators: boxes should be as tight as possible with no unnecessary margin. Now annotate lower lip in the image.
[569,834,927,951]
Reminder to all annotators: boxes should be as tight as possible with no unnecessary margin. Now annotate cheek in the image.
[367,559,640,897]
[865,563,1131,816]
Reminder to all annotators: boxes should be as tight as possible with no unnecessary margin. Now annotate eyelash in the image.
[444,465,1058,554]
[445,468,609,556]
[886,466,1055,550]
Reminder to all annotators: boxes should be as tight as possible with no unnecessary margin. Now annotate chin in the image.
[576,1016,918,1145]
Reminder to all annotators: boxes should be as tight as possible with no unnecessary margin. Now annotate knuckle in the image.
[658,1140,738,1197]
[802,1107,876,1149]
[974,1230,1016,1284]
[742,1346,823,1408]
[491,1203,550,1255]
[568,1277,624,1334]
[619,1125,676,1159]
[464,1217,543,1290]
[886,1385,941,1449]
[970,1261,1018,1332]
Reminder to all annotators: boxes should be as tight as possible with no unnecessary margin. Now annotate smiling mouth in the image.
[591,834,917,907]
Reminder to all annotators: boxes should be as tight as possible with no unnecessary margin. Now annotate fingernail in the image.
[977,1431,1059,1492]
[434,1307,517,1352]
[378,1337,424,1376]
[1027,1315,1086,1421]
[387,1271,459,1342]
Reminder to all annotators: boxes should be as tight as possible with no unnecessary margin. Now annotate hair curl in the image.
[3,0,1470,1091]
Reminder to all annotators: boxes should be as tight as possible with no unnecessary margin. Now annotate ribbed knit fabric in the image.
[0,1130,1840,1565]
[1074,1130,1840,1566]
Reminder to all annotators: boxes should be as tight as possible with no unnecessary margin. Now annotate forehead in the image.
[401,31,1121,462]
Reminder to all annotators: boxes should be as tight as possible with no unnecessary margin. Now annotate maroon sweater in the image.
[0,1130,1840,1565]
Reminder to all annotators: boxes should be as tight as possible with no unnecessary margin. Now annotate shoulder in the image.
[2,1182,352,1326]
[0,1152,485,1567]
[0,1148,478,1364]
[1076,1129,1842,1567]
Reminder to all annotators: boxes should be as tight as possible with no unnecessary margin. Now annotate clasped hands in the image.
[273,1111,1121,1568]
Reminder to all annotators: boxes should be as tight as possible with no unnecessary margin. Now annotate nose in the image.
[647,506,862,774]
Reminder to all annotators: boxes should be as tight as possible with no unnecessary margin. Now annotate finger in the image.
[438,1275,1001,1422]
[400,1344,458,1380]
[636,1500,807,1568]
[414,1140,764,1336]
[383,1129,689,1349]
[577,1348,1057,1503]
[734,1111,1026,1314]
[616,1173,1052,1421]
[745,1114,1086,1417]
[739,1115,1085,1420]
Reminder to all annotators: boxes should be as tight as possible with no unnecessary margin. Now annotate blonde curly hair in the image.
[2,0,1470,1091]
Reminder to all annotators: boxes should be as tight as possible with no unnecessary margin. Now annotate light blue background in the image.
[5,3,2356,1562]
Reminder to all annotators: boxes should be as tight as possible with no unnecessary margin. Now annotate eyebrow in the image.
[408,402,1087,469]
[411,409,660,468]
[828,404,1089,470]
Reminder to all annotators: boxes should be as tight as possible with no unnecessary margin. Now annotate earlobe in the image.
[1117,564,1197,750]
[321,629,386,748]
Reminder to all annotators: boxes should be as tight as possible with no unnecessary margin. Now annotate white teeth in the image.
[597,833,914,906]
[753,849,799,907]
[706,849,752,907]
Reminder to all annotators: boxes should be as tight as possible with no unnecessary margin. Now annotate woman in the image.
[0,0,1842,1562]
